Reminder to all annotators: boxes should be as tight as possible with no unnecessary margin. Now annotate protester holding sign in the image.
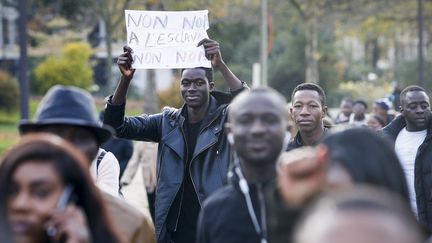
[104,24,248,243]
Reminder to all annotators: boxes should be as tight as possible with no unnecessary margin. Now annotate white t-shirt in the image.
[90,148,120,197]
[395,127,427,216]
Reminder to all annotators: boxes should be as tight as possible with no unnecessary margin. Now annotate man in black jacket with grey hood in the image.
[196,87,289,243]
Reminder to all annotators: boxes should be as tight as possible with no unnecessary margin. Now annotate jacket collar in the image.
[290,127,328,148]
[176,95,226,128]
[383,115,432,141]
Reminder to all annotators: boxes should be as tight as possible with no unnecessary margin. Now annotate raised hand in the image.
[197,38,224,68]
[117,46,136,81]
[46,205,90,243]
[277,146,328,207]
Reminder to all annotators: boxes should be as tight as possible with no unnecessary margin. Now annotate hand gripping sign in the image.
[125,10,211,69]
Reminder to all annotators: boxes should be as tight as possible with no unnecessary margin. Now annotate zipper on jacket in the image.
[172,121,189,230]
[189,115,222,207]
[172,183,185,232]
[169,118,187,232]
[186,109,224,207]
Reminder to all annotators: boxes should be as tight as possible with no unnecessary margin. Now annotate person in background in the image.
[390,82,402,112]
[295,187,425,243]
[100,111,134,179]
[382,85,432,233]
[334,98,353,124]
[287,83,328,151]
[367,114,386,131]
[122,141,158,221]
[19,85,120,197]
[18,85,155,243]
[373,98,395,126]
[348,100,368,127]
[0,134,123,243]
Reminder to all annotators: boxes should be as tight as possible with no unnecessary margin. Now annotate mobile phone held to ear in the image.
[46,184,75,237]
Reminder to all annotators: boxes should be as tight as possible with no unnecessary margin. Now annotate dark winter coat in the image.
[382,115,432,233]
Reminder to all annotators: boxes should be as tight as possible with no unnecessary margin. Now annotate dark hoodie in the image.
[196,168,271,243]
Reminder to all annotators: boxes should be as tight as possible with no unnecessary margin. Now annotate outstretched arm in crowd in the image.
[198,38,244,90]
[111,46,135,105]
[277,146,328,207]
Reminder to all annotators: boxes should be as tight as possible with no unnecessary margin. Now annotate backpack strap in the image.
[96,150,107,176]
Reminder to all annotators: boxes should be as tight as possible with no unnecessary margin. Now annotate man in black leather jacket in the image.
[104,38,247,243]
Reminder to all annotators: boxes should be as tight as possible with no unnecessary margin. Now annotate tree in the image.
[0,71,20,113]
[18,0,29,119]
[34,42,93,93]
[92,0,138,90]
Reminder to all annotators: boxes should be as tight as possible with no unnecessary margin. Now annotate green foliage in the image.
[268,31,306,99]
[33,42,94,94]
[209,20,259,90]
[268,23,339,102]
[158,81,183,108]
[0,71,19,113]
[336,80,392,108]
[396,60,432,89]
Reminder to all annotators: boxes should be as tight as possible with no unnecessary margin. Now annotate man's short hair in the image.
[400,85,426,105]
[181,67,214,83]
[230,86,288,120]
[341,97,353,104]
[291,83,326,106]
[353,100,368,110]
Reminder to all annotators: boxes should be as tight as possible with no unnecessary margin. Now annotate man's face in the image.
[180,68,214,109]
[352,103,366,117]
[367,116,384,131]
[8,161,64,243]
[35,125,98,163]
[372,104,387,117]
[340,101,352,117]
[230,93,287,166]
[401,91,431,131]
[290,90,326,133]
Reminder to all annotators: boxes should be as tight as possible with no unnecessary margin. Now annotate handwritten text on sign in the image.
[125,10,211,69]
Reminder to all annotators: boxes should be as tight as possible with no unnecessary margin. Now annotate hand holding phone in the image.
[46,185,74,237]
[46,185,90,243]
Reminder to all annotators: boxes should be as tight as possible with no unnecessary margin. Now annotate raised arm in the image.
[111,46,136,105]
[198,38,243,91]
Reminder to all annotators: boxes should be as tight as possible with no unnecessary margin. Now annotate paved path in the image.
[121,162,150,215]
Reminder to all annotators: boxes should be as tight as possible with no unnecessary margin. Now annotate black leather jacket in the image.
[382,115,432,233]
[104,88,247,242]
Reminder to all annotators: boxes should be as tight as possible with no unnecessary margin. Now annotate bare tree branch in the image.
[112,0,132,29]
[289,0,307,20]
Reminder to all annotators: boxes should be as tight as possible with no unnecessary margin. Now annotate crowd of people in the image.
[1,36,431,243]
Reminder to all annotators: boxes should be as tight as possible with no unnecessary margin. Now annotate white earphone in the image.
[227,132,234,145]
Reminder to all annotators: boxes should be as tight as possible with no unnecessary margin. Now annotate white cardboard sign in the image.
[125,10,211,69]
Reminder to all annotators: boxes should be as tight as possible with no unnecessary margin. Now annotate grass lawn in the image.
[0,96,149,155]
[0,123,19,155]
